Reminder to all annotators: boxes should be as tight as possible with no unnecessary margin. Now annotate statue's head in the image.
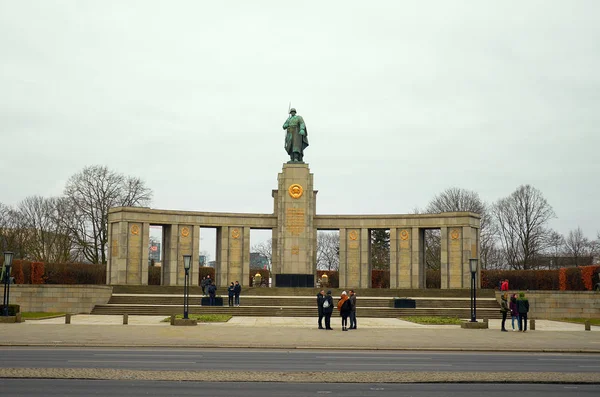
[289,108,297,115]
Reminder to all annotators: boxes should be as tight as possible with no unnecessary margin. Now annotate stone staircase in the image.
[91,286,502,319]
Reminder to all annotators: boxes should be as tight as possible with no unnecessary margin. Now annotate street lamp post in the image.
[183,255,191,320]
[2,251,14,316]
[469,258,478,323]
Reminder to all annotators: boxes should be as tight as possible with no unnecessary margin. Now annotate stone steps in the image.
[107,295,500,309]
[91,304,502,318]
[111,285,496,298]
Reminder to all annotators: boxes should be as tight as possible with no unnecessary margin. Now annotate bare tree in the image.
[317,231,339,270]
[492,185,555,270]
[564,227,595,267]
[544,230,565,268]
[17,196,75,263]
[251,239,272,270]
[0,202,31,257]
[424,187,495,269]
[64,165,152,264]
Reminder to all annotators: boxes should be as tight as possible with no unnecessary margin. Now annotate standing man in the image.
[323,290,334,330]
[201,276,206,295]
[234,281,241,307]
[316,290,325,329]
[517,292,530,332]
[282,108,309,162]
[349,289,357,330]
[208,280,217,306]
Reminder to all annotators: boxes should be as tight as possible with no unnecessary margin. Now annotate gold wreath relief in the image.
[288,183,303,199]
[450,229,460,240]
[130,225,140,235]
[349,230,358,241]
[181,227,190,237]
[231,228,241,239]
[291,245,300,255]
[400,230,409,240]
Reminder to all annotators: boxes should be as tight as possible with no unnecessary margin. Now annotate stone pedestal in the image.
[272,163,317,286]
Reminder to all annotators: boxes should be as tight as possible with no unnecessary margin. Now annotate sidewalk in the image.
[1,315,599,352]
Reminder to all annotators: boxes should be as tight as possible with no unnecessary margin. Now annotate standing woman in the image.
[509,293,519,331]
[500,293,509,332]
[227,282,235,307]
[337,291,352,331]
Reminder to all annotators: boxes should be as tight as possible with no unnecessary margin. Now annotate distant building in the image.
[149,243,161,263]
[250,252,269,270]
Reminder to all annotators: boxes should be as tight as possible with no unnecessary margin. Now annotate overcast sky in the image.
[1,1,599,260]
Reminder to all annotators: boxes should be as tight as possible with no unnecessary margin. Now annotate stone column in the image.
[140,222,150,285]
[410,227,424,288]
[174,225,194,285]
[270,227,279,286]
[273,163,317,286]
[216,226,229,287]
[338,228,347,288]
[107,221,129,285]
[448,227,463,288]
[340,228,363,289]
[389,228,398,288]
[440,227,449,289]
[360,228,370,288]
[126,222,143,284]
[398,228,412,288]
[462,226,479,288]
[163,224,179,286]
[192,225,200,286]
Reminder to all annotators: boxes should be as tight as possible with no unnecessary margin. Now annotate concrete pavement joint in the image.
[1,343,599,354]
[1,369,598,384]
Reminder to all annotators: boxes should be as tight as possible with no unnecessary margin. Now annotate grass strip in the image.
[161,314,232,323]
[400,316,462,325]
[21,312,65,320]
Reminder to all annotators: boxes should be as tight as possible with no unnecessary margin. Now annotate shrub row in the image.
[10,260,106,284]
[481,265,600,291]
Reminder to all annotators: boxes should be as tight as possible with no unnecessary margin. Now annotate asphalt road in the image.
[1,380,598,397]
[1,347,599,373]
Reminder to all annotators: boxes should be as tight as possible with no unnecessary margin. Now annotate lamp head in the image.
[183,255,191,271]
[469,258,478,274]
[3,252,13,269]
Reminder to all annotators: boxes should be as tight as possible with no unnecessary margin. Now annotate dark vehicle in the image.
[594,269,600,292]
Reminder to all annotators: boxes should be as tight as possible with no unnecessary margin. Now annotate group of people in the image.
[227,281,242,307]
[200,275,219,306]
[500,291,530,332]
[316,290,357,331]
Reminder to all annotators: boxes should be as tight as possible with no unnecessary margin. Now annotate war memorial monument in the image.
[107,109,480,289]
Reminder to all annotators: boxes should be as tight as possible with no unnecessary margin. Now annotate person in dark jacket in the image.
[517,292,530,332]
[338,291,352,331]
[500,293,509,332]
[316,290,325,329]
[509,293,519,331]
[349,290,357,330]
[201,276,206,295]
[233,281,241,306]
[208,281,217,306]
[227,282,235,307]
[323,290,334,330]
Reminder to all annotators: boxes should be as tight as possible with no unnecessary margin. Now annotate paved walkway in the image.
[23,315,599,331]
[1,315,598,353]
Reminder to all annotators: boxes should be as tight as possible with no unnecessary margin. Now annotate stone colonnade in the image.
[107,164,480,288]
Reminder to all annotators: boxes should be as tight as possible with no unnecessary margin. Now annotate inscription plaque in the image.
[285,208,305,236]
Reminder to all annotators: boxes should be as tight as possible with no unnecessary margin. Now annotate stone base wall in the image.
[9,285,113,314]
[496,291,600,319]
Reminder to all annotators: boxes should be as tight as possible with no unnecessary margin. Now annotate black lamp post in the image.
[183,254,191,320]
[2,251,14,316]
[469,258,478,323]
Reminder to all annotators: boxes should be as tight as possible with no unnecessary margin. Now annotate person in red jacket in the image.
[501,279,509,291]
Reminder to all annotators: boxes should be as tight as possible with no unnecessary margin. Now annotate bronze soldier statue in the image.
[282,108,309,162]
